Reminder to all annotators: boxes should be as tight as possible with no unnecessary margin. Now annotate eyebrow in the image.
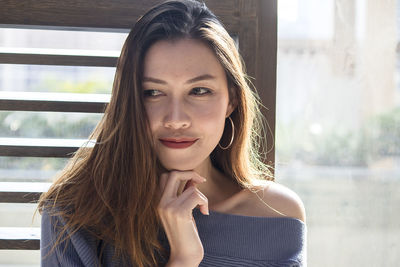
[142,74,216,85]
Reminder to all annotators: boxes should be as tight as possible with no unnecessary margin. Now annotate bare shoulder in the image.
[243,180,306,223]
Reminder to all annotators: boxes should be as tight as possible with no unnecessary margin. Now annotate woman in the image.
[39,0,307,266]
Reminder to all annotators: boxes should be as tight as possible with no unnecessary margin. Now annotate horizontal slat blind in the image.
[0,91,110,112]
[0,52,118,67]
[0,182,50,203]
[0,228,40,250]
[0,0,240,33]
[0,47,119,66]
[0,138,94,157]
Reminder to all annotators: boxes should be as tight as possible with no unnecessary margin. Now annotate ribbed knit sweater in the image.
[41,208,307,266]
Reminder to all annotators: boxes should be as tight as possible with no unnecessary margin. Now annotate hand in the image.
[157,171,209,265]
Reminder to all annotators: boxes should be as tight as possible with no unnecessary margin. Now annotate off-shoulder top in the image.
[41,207,306,266]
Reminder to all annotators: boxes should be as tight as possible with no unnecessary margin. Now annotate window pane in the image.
[0,28,127,50]
[0,111,103,139]
[0,157,68,182]
[277,0,400,266]
[0,65,115,93]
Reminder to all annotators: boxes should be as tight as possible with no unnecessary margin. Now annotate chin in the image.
[161,161,199,172]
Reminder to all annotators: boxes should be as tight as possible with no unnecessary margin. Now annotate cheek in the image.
[194,104,224,122]
[192,101,227,134]
[144,104,162,132]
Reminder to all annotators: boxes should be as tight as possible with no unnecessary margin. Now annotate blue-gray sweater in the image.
[41,208,307,266]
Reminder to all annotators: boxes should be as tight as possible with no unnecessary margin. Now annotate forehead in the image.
[143,38,226,80]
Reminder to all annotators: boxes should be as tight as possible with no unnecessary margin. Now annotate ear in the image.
[225,99,237,118]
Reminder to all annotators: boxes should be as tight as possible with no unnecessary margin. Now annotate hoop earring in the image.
[218,116,234,150]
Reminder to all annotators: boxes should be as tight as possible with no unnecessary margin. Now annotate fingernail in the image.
[203,178,207,182]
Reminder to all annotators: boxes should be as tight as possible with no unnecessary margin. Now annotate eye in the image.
[191,87,212,96]
[143,89,162,97]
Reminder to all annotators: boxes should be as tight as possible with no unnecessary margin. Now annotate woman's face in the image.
[142,38,234,171]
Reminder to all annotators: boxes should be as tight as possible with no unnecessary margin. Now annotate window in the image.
[277,0,400,265]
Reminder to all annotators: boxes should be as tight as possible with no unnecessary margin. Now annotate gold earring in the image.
[218,116,234,150]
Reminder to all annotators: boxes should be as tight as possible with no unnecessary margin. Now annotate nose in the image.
[163,99,191,129]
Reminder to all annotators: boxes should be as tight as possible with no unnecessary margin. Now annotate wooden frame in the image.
[0,0,277,250]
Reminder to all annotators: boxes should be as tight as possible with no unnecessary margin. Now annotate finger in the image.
[177,180,186,197]
[158,173,169,195]
[180,188,209,216]
[177,180,199,196]
[170,171,205,197]
[163,185,209,217]
[162,171,206,200]
[159,186,201,219]
[175,185,207,205]
[178,179,196,196]
[173,185,209,215]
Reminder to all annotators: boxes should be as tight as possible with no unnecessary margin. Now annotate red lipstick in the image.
[159,138,198,149]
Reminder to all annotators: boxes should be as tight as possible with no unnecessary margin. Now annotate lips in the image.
[159,138,198,149]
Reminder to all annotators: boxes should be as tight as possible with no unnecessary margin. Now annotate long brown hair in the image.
[38,0,273,266]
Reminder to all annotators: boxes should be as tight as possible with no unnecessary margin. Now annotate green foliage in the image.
[363,107,400,159]
[38,78,111,94]
[0,79,108,180]
[310,131,366,166]
[276,107,400,167]
[1,111,101,139]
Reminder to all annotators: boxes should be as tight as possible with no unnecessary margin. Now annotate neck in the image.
[193,157,242,207]
[193,157,213,180]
